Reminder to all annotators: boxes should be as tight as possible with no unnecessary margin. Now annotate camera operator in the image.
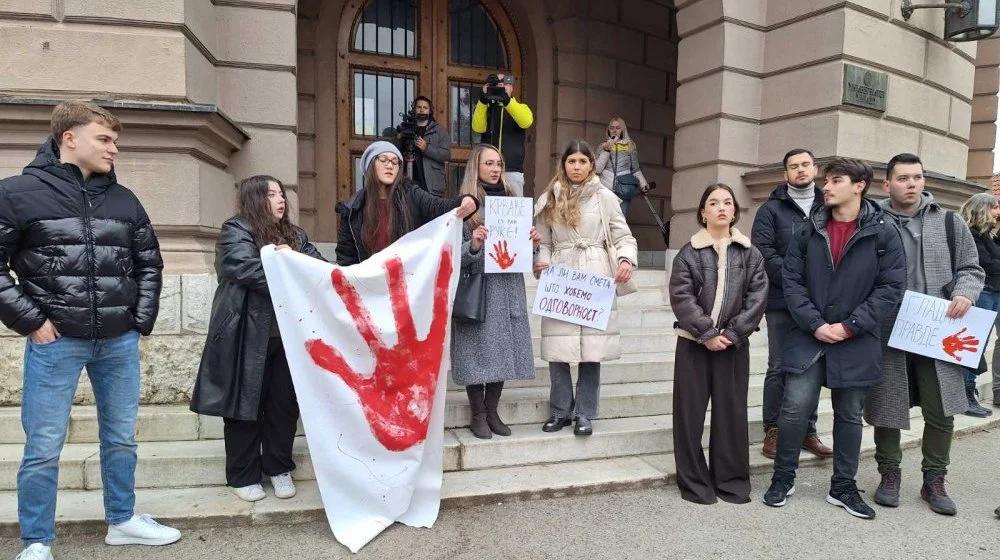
[472,73,533,196]
[396,96,451,196]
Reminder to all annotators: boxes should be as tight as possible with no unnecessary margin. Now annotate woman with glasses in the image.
[335,141,480,266]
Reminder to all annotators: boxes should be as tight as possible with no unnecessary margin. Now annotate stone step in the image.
[527,330,769,357]
[3,413,997,538]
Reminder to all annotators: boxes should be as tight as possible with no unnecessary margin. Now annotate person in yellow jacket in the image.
[472,73,533,196]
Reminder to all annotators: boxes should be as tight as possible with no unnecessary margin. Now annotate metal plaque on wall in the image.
[843,64,888,112]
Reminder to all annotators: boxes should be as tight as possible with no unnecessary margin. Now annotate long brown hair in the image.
[540,140,596,227]
[460,144,514,229]
[237,175,301,249]
[361,164,411,254]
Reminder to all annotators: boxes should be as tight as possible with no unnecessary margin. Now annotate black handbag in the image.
[611,147,641,201]
[452,269,487,323]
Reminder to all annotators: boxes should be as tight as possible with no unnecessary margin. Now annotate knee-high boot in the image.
[485,382,511,436]
[466,384,492,439]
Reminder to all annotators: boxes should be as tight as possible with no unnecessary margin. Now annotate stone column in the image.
[968,37,1000,185]
[671,0,980,244]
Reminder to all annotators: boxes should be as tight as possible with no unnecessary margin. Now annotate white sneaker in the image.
[232,483,266,502]
[16,543,53,560]
[105,514,182,546]
[270,472,296,499]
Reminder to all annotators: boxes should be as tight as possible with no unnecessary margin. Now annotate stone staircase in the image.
[0,268,998,534]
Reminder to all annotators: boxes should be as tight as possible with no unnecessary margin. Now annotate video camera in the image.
[396,109,419,158]
[483,74,513,104]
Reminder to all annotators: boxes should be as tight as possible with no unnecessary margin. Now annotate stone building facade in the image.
[0,0,999,404]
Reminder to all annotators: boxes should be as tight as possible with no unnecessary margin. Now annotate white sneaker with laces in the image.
[105,514,182,546]
[16,543,53,560]
[271,472,296,499]
[232,483,266,502]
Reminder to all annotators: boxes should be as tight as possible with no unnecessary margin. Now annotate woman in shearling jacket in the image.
[668,183,768,505]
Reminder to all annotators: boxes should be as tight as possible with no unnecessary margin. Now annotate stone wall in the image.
[0,274,216,406]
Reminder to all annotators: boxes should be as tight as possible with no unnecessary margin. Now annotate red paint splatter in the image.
[488,240,516,270]
[942,327,979,361]
[305,246,453,452]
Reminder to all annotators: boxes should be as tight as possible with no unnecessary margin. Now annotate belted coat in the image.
[533,177,638,363]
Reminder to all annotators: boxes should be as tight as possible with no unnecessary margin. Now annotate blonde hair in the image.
[460,144,514,229]
[540,140,597,227]
[608,116,636,149]
[960,192,999,236]
[51,101,122,146]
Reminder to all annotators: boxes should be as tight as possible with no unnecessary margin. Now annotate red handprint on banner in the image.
[489,239,517,270]
[942,327,979,362]
[305,246,453,452]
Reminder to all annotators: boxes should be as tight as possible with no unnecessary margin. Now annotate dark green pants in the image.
[874,355,954,473]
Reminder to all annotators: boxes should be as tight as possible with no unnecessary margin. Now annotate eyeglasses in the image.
[376,155,401,167]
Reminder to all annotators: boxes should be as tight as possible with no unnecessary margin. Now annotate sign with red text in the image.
[484,195,533,274]
[261,212,462,553]
[888,290,997,366]
[531,264,616,331]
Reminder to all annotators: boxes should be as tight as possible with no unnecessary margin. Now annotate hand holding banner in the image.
[888,290,997,366]
[484,196,533,273]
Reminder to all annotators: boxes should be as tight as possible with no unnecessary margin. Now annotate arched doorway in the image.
[335,0,523,201]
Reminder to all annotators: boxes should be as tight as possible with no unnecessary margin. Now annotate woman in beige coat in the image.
[533,140,639,436]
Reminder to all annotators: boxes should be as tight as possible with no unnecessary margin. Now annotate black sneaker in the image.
[762,478,795,507]
[827,485,876,519]
[874,468,901,507]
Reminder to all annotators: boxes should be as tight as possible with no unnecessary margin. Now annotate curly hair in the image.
[960,192,998,236]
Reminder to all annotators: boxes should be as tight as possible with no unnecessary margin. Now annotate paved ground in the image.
[5,429,1000,559]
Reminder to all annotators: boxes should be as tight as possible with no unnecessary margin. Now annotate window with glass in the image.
[352,0,419,58]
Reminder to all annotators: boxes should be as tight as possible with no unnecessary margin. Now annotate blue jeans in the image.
[772,357,869,492]
[762,310,818,435]
[19,330,141,546]
[965,289,1000,383]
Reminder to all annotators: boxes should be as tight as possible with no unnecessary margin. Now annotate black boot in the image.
[920,470,957,515]
[484,382,511,436]
[466,384,492,439]
[964,380,992,418]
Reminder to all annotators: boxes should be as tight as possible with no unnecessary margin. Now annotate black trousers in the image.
[224,337,300,487]
[672,337,751,505]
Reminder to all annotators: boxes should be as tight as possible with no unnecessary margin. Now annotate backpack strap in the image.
[945,210,956,272]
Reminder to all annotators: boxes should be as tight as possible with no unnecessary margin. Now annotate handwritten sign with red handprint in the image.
[484,196,533,273]
[889,290,997,366]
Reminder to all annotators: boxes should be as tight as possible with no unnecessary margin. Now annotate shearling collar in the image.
[689,227,751,250]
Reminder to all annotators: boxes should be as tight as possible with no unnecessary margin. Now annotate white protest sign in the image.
[531,264,616,331]
[484,195,533,274]
[888,290,998,366]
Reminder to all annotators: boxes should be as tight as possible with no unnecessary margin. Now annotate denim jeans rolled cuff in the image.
[18,330,141,545]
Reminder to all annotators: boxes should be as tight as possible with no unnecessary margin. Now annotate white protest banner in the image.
[531,264,616,331]
[484,195,533,274]
[888,290,998,366]
[260,211,462,553]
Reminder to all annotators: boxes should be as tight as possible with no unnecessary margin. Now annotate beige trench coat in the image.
[534,177,639,363]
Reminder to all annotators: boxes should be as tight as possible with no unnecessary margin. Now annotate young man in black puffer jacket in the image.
[0,101,180,560]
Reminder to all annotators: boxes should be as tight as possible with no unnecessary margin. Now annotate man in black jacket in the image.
[762,158,906,520]
[0,101,180,559]
[751,148,832,460]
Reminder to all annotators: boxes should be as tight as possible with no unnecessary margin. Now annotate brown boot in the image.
[802,434,833,458]
[762,426,777,459]
[466,384,491,439]
[484,382,511,436]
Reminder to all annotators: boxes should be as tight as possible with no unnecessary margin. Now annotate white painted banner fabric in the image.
[888,290,998,366]
[530,264,616,331]
[260,211,462,553]
[484,195,533,274]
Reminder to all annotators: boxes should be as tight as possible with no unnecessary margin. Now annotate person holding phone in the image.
[595,117,649,216]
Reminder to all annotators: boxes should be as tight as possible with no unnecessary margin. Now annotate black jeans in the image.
[224,337,299,487]
[772,358,868,491]
[762,310,818,435]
